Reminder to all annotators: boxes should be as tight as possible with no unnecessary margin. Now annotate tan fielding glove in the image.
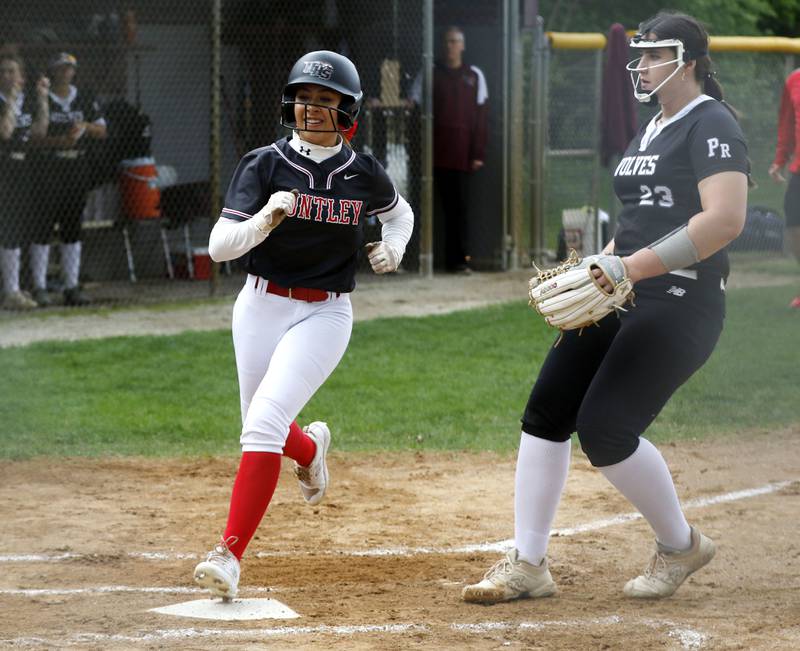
[528,250,634,332]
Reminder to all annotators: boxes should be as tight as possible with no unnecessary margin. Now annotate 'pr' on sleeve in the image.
[688,108,749,182]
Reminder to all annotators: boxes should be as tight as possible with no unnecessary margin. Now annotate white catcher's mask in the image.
[626,35,686,103]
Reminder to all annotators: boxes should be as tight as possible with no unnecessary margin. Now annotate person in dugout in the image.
[30,52,106,307]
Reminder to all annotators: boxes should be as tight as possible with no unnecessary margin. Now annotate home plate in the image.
[150,598,300,621]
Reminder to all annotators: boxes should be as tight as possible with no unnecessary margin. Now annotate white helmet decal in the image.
[302,61,334,81]
[626,36,686,103]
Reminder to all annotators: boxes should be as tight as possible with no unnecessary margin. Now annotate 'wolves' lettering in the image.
[614,154,660,177]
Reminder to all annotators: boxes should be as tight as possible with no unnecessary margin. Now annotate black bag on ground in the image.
[729,206,785,252]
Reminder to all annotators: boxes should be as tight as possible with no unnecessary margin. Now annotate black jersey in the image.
[613,97,749,279]
[221,137,398,292]
[43,85,103,157]
[0,91,37,162]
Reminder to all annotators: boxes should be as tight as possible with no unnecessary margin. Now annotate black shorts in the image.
[521,272,725,467]
[785,172,800,228]
[32,157,91,244]
[0,160,33,248]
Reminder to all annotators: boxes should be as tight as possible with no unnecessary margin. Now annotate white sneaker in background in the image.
[2,291,37,310]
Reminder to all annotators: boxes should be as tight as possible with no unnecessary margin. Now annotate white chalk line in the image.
[2,480,782,649]
[0,617,708,648]
[453,616,707,650]
[0,479,791,564]
[0,623,426,646]
[0,585,274,597]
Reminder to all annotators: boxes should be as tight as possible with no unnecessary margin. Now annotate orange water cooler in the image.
[119,157,161,219]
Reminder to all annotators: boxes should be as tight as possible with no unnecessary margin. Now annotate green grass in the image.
[1,284,798,458]
[729,252,800,276]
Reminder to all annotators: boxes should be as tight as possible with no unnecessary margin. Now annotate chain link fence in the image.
[2,4,796,314]
[0,0,425,313]
[538,37,795,263]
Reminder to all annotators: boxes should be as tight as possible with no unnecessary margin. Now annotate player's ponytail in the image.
[694,54,734,114]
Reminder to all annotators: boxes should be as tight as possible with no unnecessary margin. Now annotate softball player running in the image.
[463,12,749,604]
[194,50,413,600]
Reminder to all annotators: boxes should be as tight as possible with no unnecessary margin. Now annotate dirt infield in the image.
[1,427,798,650]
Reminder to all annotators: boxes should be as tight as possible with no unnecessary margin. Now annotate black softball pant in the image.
[785,172,800,228]
[31,158,91,244]
[521,273,725,467]
[433,167,470,269]
[0,161,33,248]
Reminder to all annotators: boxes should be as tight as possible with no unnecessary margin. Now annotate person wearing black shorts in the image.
[769,68,800,308]
[30,53,106,306]
[463,12,749,604]
[0,53,49,310]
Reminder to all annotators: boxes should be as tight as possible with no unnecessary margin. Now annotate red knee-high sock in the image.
[282,420,316,467]
[223,451,282,560]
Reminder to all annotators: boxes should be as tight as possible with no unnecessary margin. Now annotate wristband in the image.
[648,225,700,271]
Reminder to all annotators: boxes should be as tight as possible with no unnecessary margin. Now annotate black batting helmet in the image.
[281,50,363,131]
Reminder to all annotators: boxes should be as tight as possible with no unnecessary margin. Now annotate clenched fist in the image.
[253,189,298,235]
[365,241,400,274]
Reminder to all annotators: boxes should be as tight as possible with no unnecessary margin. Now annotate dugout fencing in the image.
[530,28,799,263]
[0,2,797,312]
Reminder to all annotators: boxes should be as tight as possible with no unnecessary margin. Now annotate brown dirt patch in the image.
[1,427,798,649]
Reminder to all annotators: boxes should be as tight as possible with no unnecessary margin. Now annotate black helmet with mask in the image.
[281,50,363,131]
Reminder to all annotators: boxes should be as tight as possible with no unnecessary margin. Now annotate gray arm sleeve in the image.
[648,224,701,271]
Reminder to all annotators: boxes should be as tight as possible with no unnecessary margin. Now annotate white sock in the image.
[514,433,572,565]
[598,437,692,551]
[61,241,82,289]
[0,248,21,294]
[29,244,50,290]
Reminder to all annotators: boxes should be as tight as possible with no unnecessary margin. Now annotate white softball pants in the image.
[232,274,353,453]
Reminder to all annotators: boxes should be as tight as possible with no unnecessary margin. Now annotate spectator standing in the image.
[429,26,488,272]
[769,68,800,308]
[30,53,106,306]
[0,53,48,310]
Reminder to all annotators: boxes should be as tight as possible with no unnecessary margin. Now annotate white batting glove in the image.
[253,190,297,236]
[365,241,401,274]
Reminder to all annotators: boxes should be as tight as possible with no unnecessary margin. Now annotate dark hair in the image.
[637,12,725,105]
[639,11,754,186]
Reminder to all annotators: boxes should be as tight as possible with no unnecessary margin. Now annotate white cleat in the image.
[294,421,331,506]
[462,549,557,604]
[624,526,716,599]
[2,291,37,310]
[194,537,240,601]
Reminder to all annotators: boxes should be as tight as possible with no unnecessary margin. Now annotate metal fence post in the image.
[209,0,221,295]
[419,0,434,277]
[529,17,547,264]
[590,47,603,253]
[505,0,523,271]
